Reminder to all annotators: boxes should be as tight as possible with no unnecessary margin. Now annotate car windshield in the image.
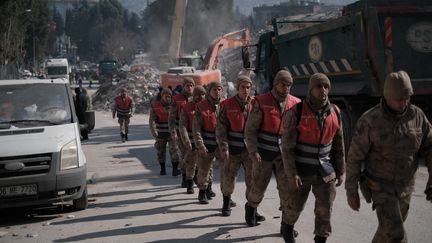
[0,83,72,127]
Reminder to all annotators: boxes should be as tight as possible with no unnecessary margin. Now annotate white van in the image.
[45,58,70,82]
[0,78,87,210]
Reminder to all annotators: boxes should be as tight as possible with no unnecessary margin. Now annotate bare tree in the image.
[0,1,30,79]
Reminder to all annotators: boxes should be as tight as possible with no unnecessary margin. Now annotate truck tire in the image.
[341,109,352,153]
[73,187,88,210]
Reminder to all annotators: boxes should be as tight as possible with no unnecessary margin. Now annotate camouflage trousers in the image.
[118,117,130,135]
[184,149,198,180]
[221,150,253,201]
[247,154,290,215]
[196,148,222,190]
[154,137,179,165]
[175,130,186,170]
[284,174,336,238]
[369,181,413,243]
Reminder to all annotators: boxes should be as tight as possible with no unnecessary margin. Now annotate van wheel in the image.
[73,187,88,210]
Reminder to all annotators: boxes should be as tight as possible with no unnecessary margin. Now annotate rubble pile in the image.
[92,65,161,113]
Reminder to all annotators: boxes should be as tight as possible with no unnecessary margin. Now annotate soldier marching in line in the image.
[193,81,224,204]
[149,88,180,176]
[178,85,206,194]
[112,87,135,143]
[216,75,260,217]
[346,71,432,243]
[169,78,195,180]
[281,73,345,243]
[244,70,300,227]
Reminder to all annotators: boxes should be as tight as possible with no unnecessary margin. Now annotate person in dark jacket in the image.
[74,87,88,140]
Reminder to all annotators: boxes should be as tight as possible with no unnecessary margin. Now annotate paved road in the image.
[1,111,431,243]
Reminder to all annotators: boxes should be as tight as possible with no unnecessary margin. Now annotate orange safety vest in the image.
[151,101,170,139]
[196,99,217,152]
[221,96,251,155]
[294,101,340,179]
[182,101,197,150]
[254,92,300,161]
[115,96,133,118]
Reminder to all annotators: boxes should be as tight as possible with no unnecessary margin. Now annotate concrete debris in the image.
[92,64,161,114]
[66,215,75,219]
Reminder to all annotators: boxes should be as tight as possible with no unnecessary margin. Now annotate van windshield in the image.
[0,83,72,127]
[47,66,68,75]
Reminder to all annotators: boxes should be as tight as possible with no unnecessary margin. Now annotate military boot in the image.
[198,189,208,204]
[314,236,327,243]
[281,222,296,243]
[221,195,232,216]
[229,199,237,207]
[124,133,128,141]
[120,133,125,143]
[172,162,181,176]
[186,180,194,194]
[256,211,266,222]
[181,172,187,188]
[206,182,216,199]
[160,163,166,175]
[244,203,257,227]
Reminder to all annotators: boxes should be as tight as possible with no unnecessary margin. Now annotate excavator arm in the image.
[202,28,251,70]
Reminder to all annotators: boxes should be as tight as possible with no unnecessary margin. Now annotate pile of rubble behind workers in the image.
[92,64,161,114]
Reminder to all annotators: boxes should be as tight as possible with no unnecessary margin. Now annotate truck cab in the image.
[0,78,88,210]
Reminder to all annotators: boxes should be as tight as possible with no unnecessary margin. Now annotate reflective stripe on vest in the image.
[254,92,300,161]
[115,96,133,118]
[295,102,340,177]
[197,99,217,152]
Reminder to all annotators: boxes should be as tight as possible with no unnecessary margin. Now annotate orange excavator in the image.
[160,28,251,89]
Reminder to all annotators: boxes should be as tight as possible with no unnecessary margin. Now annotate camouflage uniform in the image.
[112,90,135,142]
[217,95,253,197]
[149,89,180,175]
[346,71,432,243]
[281,74,345,242]
[244,70,301,227]
[178,103,198,180]
[178,85,206,194]
[193,81,223,204]
[216,75,254,216]
[169,79,195,182]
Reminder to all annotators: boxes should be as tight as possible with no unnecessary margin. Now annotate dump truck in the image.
[245,0,432,144]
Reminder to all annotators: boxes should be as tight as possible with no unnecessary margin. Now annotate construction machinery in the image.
[243,0,432,145]
[161,28,251,89]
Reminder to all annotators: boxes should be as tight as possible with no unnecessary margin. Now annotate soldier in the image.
[345,71,432,243]
[216,75,264,219]
[281,73,345,243]
[244,70,300,227]
[149,88,180,176]
[193,81,223,204]
[112,87,135,142]
[178,86,206,194]
[169,78,195,179]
